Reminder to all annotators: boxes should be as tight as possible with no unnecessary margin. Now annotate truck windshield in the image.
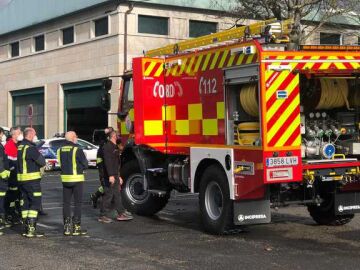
[121,78,134,113]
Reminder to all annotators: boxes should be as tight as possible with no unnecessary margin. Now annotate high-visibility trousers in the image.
[19,180,42,220]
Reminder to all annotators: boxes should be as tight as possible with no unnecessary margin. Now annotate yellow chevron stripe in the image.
[246,54,255,64]
[210,51,221,70]
[172,64,179,76]
[193,54,204,73]
[265,70,275,82]
[349,62,360,69]
[236,53,245,65]
[178,58,188,75]
[186,57,196,75]
[227,53,236,67]
[265,71,289,101]
[266,76,299,122]
[202,53,212,71]
[218,50,229,68]
[144,62,157,76]
[303,61,315,70]
[154,64,164,77]
[291,134,301,147]
[266,93,300,141]
[275,113,301,147]
[334,62,347,70]
[319,62,331,70]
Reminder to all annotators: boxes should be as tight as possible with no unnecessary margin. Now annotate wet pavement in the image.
[0,169,359,270]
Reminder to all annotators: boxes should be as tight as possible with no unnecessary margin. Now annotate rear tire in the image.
[307,196,354,226]
[121,160,169,216]
[199,164,233,234]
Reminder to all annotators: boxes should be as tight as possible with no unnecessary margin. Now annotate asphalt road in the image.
[0,169,359,270]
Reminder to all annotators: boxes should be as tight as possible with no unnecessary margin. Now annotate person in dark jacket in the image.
[90,127,114,208]
[57,131,88,236]
[98,131,133,223]
[0,127,11,235]
[17,127,46,238]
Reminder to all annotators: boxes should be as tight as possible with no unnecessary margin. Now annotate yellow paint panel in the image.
[144,121,163,136]
[162,106,176,121]
[218,50,229,68]
[176,120,190,135]
[202,119,218,136]
[210,51,220,70]
[291,134,301,147]
[216,102,225,119]
[193,54,204,73]
[186,57,196,74]
[275,115,301,147]
[188,103,203,120]
[202,53,212,71]
[265,71,289,101]
[227,53,236,67]
[154,65,164,77]
[246,54,255,64]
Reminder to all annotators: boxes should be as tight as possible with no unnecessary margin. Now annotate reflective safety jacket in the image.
[57,141,88,183]
[0,143,10,180]
[17,139,46,181]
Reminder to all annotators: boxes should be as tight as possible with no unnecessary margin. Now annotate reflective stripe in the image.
[98,186,104,193]
[96,158,103,164]
[0,192,6,196]
[0,170,10,178]
[61,174,85,182]
[33,192,42,197]
[9,187,18,191]
[21,210,29,218]
[28,210,38,218]
[20,199,24,206]
[22,145,29,174]
[17,172,41,181]
[73,147,78,176]
[57,148,61,167]
[9,202,16,208]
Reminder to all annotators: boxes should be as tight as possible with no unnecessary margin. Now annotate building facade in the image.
[0,0,359,140]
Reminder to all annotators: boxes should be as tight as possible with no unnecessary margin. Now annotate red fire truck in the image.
[115,19,360,234]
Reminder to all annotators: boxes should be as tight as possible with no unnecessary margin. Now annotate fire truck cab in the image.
[116,20,360,234]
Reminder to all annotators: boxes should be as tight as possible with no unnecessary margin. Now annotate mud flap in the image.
[233,200,271,225]
[335,192,360,215]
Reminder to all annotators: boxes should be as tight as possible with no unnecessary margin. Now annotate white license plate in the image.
[266,156,298,167]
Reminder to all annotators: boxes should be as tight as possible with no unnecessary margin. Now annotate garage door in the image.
[64,80,107,142]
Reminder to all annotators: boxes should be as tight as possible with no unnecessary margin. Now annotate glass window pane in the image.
[138,15,168,35]
[62,26,74,45]
[35,35,45,51]
[11,42,19,57]
[320,33,341,45]
[189,20,217,38]
[95,17,108,37]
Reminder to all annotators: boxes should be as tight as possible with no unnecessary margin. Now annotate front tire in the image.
[199,164,233,234]
[307,196,354,226]
[121,160,169,216]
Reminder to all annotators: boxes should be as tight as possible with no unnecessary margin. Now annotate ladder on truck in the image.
[145,19,293,57]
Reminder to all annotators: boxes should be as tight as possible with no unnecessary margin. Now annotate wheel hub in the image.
[125,174,149,204]
[205,181,224,221]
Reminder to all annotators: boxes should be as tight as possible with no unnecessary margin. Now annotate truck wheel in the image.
[199,164,233,234]
[121,160,169,216]
[307,197,354,226]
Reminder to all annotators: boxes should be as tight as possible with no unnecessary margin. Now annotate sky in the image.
[0,0,12,8]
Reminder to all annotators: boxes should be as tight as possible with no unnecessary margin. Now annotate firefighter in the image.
[57,131,88,236]
[90,127,114,208]
[4,126,22,224]
[17,127,46,238]
[0,127,11,235]
[98,131,133,223]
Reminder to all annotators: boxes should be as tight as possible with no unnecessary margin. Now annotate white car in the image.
[38,137,99,170]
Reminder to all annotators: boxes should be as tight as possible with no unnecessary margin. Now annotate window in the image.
[10,42,19,57]
[94,17,108,37]
[320,32,341,45]
[34,35,45,51]
[189,20,217,38]
[138,15,169,35]
[62,26,74,45]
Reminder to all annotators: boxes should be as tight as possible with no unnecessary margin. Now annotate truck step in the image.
[147,168,166,174]
[148,189,168,197]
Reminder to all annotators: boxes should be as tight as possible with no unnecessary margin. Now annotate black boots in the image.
[24,218,44,238]
[0,214,11,230]
[72,217,87,236]
[63,217,72,236]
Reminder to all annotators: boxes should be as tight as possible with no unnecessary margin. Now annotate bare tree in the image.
[212,0,360,45]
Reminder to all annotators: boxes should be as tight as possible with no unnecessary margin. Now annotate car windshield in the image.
[49,139,66,150]
[77,139,96,150]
